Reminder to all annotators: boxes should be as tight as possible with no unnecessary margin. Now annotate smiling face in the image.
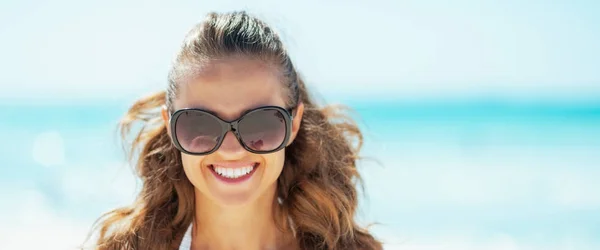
[162,57,303,207]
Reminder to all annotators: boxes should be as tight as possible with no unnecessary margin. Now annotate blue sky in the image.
[0,0,599,103]
[1,0,600,249]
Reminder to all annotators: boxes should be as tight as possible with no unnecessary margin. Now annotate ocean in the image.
[1,99,599,249]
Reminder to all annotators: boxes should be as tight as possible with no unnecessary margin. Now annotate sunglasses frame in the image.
[169,106,296,156]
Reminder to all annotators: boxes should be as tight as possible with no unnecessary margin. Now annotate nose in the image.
[214,131,246,159]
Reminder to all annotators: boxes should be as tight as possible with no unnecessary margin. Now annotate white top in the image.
[178,224,193,250]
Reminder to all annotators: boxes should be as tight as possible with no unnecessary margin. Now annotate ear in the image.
[287,102,304,146]
[161,105,172,137]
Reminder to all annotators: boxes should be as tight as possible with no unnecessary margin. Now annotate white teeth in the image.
[213,164,256,179]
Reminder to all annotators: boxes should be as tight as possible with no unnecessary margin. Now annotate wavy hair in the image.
[84,11,382,250]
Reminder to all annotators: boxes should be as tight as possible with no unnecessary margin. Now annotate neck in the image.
[191,185,294,250]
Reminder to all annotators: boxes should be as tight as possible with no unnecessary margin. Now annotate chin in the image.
[210,191,257,207]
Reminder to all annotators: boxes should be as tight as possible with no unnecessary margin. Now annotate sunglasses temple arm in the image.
[289,107,297,118]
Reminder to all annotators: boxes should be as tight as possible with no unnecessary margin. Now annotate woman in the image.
[86,11,383,250]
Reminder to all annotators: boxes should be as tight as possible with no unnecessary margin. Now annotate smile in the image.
[208,163,259,183]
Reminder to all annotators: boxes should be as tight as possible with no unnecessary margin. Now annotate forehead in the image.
[173,58,286,120]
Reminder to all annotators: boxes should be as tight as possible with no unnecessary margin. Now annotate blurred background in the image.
[1,0,599,249]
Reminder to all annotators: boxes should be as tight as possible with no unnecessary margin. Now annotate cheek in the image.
[180,153,204,184]
[263,150,286,180]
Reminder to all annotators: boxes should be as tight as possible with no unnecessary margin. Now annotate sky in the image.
[0,0,599,103]
[1,0,600,249]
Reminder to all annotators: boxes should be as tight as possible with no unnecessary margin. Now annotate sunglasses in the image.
[169,106,296,155]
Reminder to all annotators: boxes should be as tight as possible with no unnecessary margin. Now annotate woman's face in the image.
[163,58,303,206]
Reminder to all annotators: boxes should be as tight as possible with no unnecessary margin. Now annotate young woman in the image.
[86,11,383,250]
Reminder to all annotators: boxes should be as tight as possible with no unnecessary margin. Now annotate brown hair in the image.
[85,11,382,250]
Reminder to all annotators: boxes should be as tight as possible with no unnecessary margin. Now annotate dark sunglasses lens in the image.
[239,109,287,152]
[174,111,222,153]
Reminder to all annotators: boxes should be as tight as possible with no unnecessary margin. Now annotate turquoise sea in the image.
[1,99,599,249]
